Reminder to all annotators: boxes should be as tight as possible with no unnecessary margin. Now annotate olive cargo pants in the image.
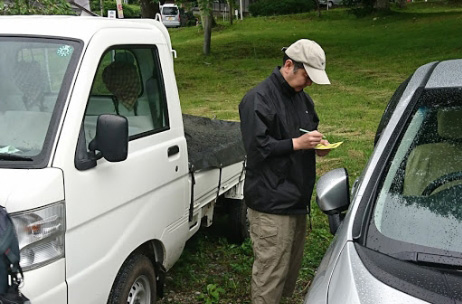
[248,208,307,304]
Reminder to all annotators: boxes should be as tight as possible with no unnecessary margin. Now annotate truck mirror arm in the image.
[88,140,103,161]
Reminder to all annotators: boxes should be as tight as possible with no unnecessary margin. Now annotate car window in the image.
[0,37,80,164]
[84,46,169,147]
[162,7,178,15]
[368,88,462,256]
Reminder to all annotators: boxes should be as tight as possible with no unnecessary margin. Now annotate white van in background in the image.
[161,3,180,28]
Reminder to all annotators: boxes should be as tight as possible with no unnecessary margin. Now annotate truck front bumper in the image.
[21,258,67,304]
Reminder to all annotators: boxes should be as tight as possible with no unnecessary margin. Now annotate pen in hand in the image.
[299,128,326,139]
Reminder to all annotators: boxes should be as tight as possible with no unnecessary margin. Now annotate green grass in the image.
[159,2,462,303]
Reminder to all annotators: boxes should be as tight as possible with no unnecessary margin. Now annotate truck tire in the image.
[228,198,249,244]
[108,254,157,304]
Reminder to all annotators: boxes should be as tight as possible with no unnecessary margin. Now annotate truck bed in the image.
[183,114,246,236]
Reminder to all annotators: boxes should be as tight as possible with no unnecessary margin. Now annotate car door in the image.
[55,29,190,304]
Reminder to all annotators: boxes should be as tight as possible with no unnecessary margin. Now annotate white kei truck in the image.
[0,15,247,304]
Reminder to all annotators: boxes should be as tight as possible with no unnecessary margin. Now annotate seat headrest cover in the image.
[437,108,462,140]
[13,60,45,102]
[102,61,141,111]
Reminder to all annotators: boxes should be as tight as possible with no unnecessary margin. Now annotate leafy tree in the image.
[249,0,315,17]
[89,0,145,17]
[344,0,391,17]
[0,0,75,14]
[177,0,216,55]
[375,0,389,10]
[139,0,162,18]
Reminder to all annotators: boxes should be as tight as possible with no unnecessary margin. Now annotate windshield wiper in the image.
[0,154,33,161]
[392,251,462,269]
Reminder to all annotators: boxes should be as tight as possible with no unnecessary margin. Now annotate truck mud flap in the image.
[155,261,166,298]
[189,163,195,222]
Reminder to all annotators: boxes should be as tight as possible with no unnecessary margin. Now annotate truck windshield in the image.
[368,88,462,261]
[0,37,80,166]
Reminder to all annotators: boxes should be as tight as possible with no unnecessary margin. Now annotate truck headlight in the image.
[11,202,65,271]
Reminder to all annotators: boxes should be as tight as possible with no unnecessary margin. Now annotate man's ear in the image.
[283,59,294,69]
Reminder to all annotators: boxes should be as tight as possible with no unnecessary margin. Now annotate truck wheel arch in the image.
[107,253,157,304]
[108,240,166,304]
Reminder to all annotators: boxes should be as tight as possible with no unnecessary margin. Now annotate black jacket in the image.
[239,67,319,215]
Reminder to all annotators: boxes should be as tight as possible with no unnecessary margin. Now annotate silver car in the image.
[161,4,181,28]
[319,0,343,8]
[305,59,462,304]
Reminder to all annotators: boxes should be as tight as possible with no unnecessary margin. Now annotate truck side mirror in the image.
[316,168,350,235]
[89,114,128,162]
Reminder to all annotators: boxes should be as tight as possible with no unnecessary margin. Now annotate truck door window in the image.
[84,47,168,145]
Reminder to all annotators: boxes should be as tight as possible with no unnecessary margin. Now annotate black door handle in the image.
[168,145,179,157]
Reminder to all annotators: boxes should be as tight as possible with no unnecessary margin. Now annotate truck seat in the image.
[403,108,462,195]
[102,59,141,114]
[12,60,46,111]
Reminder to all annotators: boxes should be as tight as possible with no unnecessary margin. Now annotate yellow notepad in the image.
[315,142,343,150]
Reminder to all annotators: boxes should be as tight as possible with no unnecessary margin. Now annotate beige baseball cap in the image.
[284,39,330,85]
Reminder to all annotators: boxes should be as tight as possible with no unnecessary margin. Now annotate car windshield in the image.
[0,37,80,165]
[162,7,178,15]
[369,88,462,259]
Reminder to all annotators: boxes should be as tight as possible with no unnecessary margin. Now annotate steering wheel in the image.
[422,171,462,196]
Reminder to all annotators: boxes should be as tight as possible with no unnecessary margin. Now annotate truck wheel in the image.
[108,254,157,304]
[228,198,249,244]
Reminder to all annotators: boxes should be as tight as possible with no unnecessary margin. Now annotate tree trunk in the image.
[397,0,407,9]
[228,0,234,25]
[202,7,213,55]
[140,0,160,18]
[375,0,389,10]
[314,0,322,17]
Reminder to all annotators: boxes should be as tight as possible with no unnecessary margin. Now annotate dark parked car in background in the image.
[305,59,462,303]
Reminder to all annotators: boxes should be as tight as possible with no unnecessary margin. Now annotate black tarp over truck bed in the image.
[183,114,246,172]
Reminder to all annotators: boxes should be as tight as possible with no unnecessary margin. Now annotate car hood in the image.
[0,168,64,212]
[327,242,429,304]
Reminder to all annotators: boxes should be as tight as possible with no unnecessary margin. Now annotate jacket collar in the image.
[272,67,298,96]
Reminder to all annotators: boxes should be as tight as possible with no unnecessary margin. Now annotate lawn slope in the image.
[159,3,462,303]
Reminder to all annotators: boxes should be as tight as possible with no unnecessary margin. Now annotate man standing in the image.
[239,39,331,304]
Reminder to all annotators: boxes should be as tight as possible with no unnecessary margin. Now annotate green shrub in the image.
[249,0,315,16]
[180,8,198,27]
[0,0,75,15]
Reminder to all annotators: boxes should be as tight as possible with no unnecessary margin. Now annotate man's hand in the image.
[292,130,323,150]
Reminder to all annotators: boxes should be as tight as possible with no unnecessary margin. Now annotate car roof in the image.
[406,59,462,90]
[425,59,462,89]
[0,15,166,44]
[374,58,462,147]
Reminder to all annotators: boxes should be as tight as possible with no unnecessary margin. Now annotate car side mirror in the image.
[89,114,128,162]
[316,168,350,234]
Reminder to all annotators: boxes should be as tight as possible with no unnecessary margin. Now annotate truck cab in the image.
[0,16,245,304]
